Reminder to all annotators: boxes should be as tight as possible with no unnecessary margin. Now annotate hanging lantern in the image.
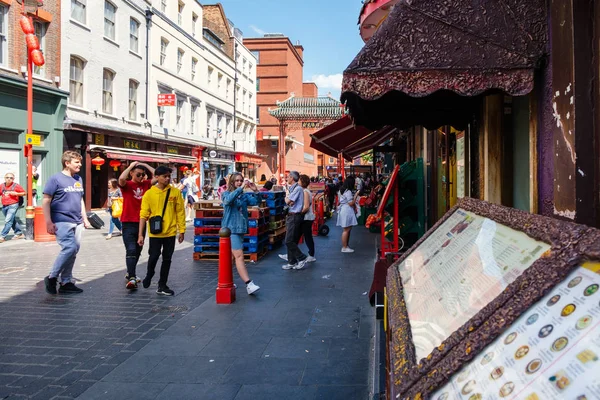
[109,160,121,171]
[19,16,34,34]
[91,156,105,171]
[179,165,189,172]
[25,34,39,51]
[31,50,45,67]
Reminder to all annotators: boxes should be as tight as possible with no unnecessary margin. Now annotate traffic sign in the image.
[26,134,41,146]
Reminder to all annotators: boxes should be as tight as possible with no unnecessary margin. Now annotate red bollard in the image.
[216,227,236,304]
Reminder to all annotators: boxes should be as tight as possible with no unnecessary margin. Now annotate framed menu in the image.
[384,197,600,399]
[432,262,600,400]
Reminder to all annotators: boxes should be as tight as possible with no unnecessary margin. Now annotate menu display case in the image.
[385,197,600,399]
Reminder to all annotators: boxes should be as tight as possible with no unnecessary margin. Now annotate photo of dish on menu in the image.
[432,262,600,400]
[398,209,551,361]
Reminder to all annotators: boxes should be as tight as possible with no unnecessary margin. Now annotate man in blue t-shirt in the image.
[42,151,91,295]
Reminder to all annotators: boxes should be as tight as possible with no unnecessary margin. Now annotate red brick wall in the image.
[303,83,317,97]
[5,0,60,88]
[202,5,234,60]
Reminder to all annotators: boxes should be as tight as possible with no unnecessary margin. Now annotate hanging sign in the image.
[158,93,176,107]
[25,134,41,146]
[209,150,217,158]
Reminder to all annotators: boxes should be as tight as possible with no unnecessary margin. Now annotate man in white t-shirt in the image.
[183,171,199,221]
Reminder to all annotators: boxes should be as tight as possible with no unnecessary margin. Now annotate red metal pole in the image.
[279,122,286,180]
[26,49,33,208]
[216,227,236,304]
[393,184,399,253]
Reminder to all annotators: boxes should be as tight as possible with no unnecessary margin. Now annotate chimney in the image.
[293,41,304,59]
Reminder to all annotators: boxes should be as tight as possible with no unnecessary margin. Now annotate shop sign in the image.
[302,122,320,129]
[209,150,217,158]
[94,134,105,145]
[124,139,140,150]
[158,93,176,107]
[166,146,179,155]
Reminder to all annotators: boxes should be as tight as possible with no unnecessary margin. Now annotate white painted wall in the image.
[234,36,257,154]
[61,0,149,135]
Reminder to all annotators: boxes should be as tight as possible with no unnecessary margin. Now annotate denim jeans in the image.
[301,220,315,257]
[49,222,83,284]
[1,203,23,238]
[107,209,122,235]
[285,213,306,264]
[122,222,143,278]
[146,236,176,287]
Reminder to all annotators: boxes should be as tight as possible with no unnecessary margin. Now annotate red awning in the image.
[106,151,168,163]
[309,116,372,159]
[342,126,397,160]
[168,157,196,165]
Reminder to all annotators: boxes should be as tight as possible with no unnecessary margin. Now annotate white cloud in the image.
[310,73,343,92]
[249,25,267,36]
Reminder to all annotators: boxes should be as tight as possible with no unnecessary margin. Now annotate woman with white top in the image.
[336,176,358,253]
[299,174,316,262]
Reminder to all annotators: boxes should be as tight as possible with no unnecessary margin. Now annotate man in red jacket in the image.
[1,172,25,242]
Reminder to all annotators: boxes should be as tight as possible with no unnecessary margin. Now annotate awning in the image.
[106,151,167,163]
[309,116,372,159]
[90,145,197,165]
[341,0,547,129]
[342,126,397,160]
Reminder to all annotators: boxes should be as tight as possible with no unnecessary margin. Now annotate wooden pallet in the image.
[271,226,287,236]
[193,200,222,210]
[193,248,267,262]
[195,209,224,218]
[268,232,286,244]
[269,219,285,231]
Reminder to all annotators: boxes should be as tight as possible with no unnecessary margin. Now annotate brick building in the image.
[0,0,68,224]
[244,34,326,179]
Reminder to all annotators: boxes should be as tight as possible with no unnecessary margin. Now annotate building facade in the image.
[0,0,67,224]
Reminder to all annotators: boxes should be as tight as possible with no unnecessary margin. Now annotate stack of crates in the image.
[192,200,269,262]
[261,191,286,250]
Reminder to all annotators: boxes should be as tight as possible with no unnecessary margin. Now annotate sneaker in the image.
[157,286,174,296]
[306,256,317,262]
[44,276,57,295]
[13,234,24,240]
[142,276,151,289]
[58,282,83,294]
[282,263,297,270]
[105,234,112,240]
[341,247,355,253]
[278,254,288,261]
[0,237,4,243]
[125,274,141,283]
[246,281,260,295]
[126,278,138,290]
[293,259,308,270]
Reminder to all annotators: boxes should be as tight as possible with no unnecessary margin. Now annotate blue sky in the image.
[216,0,365,99]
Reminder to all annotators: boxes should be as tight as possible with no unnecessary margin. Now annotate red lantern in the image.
[109,160,121,171]
[26,34,39,51]
[31,50,45,67]
[91,156,105,171]
[19,16,34,34]
[179,166,189,172]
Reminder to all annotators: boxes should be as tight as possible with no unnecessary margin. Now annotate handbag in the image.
[149,188,170,234]
[111,198,123,218]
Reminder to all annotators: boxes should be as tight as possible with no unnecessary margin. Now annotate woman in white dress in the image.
[336,176,358,253]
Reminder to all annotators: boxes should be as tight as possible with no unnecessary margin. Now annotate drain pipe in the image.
[145,8,153,132]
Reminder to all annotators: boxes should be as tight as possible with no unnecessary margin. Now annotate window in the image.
[329,157,334,164]
[206,111,214,137]
[207,66,213,87]
[242,90,246,113]
[176,99,184,128]
[217,73,223,93]
[69,56,85,106]
[256,106,260,123]
[177,2,184,26]
[0,5,6,67]
[242,58,246,75]
[217,114,223,139]
[203,29,224,49]
[256,78,260,92]
[251,50,259,63]
[190,104,197,134]
[192,13,198,37]
[104,1,116,40]
[102,69,115,114]
[160,0,166,13]
[177,49,184,74]
[128,80,138,120]
[160,38,168,66]
[249,63,253,74]
[71,0,86,24]
[249,93,253,115]
[158,106,165,127]
[33,22,47,76]
[226,78,231,100]
[129,18,139,53]
[191,58,197,80]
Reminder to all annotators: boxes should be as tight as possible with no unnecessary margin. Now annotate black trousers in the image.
[122,222,143,277]
[147,236,176,287]
[300,220,315,257]
[285,214,306,264]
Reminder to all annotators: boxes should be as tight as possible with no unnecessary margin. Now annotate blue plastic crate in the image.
[194,234,267,245]
[194,241,266,254]
[269,206,284,216]
[194,218,222,227]
[259,191,285,200]
[266,198,285,208]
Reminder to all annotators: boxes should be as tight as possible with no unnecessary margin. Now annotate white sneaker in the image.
[282,263,296,270]
[341,247,355,253]
[293,259,308,270]
[105,234,112,240]
[246,281,260,295]
[306,256,317,262]
[278,254,288,261]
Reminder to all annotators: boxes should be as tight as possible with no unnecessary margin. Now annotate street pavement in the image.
[0,211,378,399]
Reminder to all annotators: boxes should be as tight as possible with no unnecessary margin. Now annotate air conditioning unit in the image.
[270,140,277,148]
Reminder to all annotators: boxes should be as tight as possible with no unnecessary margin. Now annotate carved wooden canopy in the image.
[341,0,548,129]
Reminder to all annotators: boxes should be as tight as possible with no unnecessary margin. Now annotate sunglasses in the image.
[134,173,144,178]
[235,179,244,182]
[5,176,14,179]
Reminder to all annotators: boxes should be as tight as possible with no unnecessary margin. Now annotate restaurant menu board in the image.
[432,262,600,400]
[399,209,551,361]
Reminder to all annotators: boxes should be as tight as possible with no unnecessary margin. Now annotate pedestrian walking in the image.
[337,176,358,253]
[221,172,260,295]
[281,171,308,270]
[43,151,90,294]
[138,166,186,296]
[118,161,156,290]
[0,172,25,242]
[105,178,122,240]
[182,169,199,222]
[299,174,316,262]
